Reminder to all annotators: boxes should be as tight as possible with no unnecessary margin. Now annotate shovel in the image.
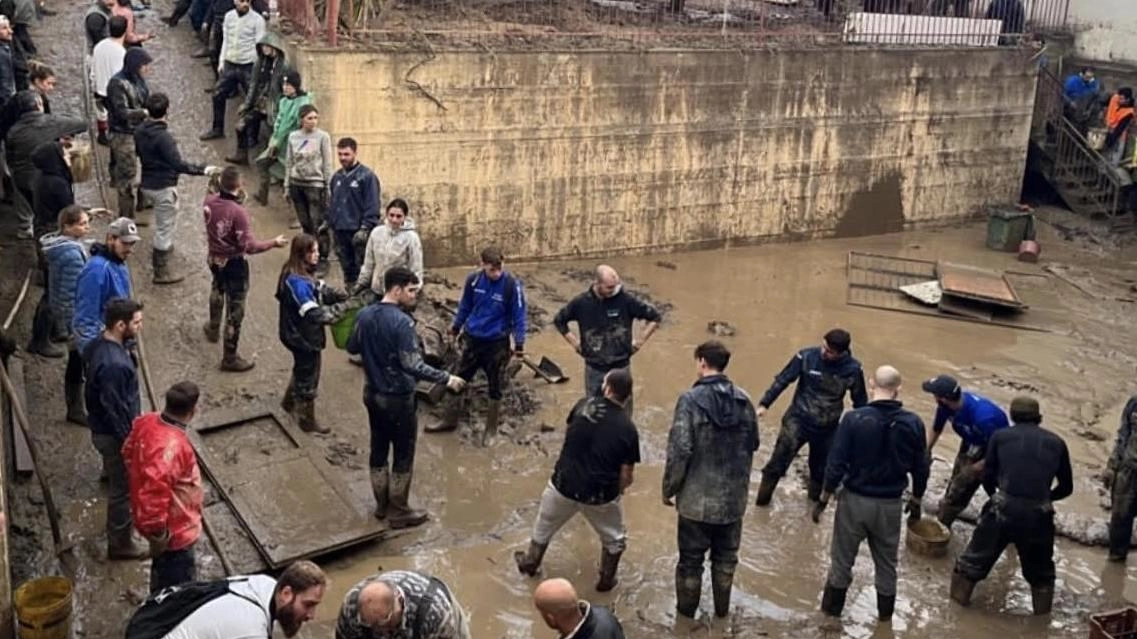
[520,355,568,384]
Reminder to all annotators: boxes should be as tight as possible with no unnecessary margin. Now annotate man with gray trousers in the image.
[662,340,758,619]
[812,365,928,622]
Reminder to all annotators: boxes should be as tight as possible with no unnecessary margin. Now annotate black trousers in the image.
[364,391,417,473]
[676,516,742,578]
[334,229,362,285]
[149,545,196,594]
[65,348,83,384]
[955,496,1056,587]
[1110,464,1137,557]
[237,110,265,150]
[454,335,511,400]
[762,412,835,493]
[210,62,252,131]
[288,349,321,400]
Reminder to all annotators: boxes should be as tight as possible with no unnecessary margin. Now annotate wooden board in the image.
[937,262,1026,309]
[8,356,32,477]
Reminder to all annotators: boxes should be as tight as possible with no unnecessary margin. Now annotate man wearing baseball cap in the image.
[73,216,139,355]
[951,396,1072,615]
[922,374,1009,531]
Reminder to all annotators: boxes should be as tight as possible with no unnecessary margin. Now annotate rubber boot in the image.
[253,179,269,205]
[950,572,975,607]
[479,399,501,447]
[152,249,186,285]
[281,381,295,413]
[294,399,329,434]
[1030,585,1054,615]
[595,549,622,592]
[755,475,779,506]
[1108,518,1130,562]
[225,147,248,166]
[65,382,88,426]
[807,480,823,503]
[388,471,429,529]
[877,593,896,621]
[370,467,389,520]
[203,321,220,343]
[938,504,963,531]
[821,585,847,617]
[107,534,148,560]
[513,540,547,577]
[675,573,702,618]
[711,569,734,618]
[117,187,135,222]
[27,297,64,357]
[425,397,461,433]
[220,350,255,372]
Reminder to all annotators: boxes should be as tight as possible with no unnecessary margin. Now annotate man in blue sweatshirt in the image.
[346,267,464,530]
[84,297,146,560]
[72,216,138,355]
[427,247,526,446]
[327,137,379,286]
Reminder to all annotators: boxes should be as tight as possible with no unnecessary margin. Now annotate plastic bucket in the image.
[1018,239,1041,263]
[331,306,359,350]
[68,142,92,184]
[14,576,73,639]
[906,518,951,558]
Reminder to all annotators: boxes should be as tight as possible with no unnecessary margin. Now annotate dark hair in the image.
[603,368,633,402]
[386,198,409,216]
[220,166,242,192]
[57,204,86,231]
[694,340,731,372]
[279,234,318,289]
[383,266,419,292]
[1120,87,1134,101]
[108,14,128,37]
[29,63,54,84]
[165,381,200,417]
[480,246,503,268]
[298,104,319,120]
[1081,66,1094,75]
[824,328,851,353]
[103,297,142,328]
[276,560,327,596]
[145,93,169,119]
[336,137,357,151]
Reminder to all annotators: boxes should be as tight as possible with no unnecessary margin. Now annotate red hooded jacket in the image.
[122,412,203,551]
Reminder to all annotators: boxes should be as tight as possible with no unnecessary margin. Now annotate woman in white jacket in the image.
[353,197,423,295]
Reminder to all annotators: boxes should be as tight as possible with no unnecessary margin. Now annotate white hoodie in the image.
[163,575,277,639]
[358,217,424,292]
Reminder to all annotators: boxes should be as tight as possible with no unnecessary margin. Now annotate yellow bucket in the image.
[68,142,93,184]
[14,576,73,639]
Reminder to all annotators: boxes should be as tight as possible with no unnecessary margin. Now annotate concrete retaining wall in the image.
[1067,0,1137,66]
[290,45,1036,265]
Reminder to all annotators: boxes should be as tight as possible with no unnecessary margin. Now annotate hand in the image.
[272,234,287,248]
[631,339,641,354]
[267,145,278,159]
[1103,469,1116,491]
[756,406,767,418]
[904,497,922,522]
[283,188,292,202]
[352,229,369,247]
[663,496,674,507]
[811,499,828,524]
[446,375,466,392]
[204,165,222,176]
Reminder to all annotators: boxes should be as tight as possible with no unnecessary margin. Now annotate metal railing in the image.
[277,0,1069,48]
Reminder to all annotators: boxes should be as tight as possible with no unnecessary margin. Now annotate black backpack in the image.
[124,578,261,639]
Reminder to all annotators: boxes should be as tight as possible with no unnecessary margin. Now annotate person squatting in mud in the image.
[514,368,638,591]
[813,365,927,623]
[276,233,349,434]
[950,397,1073,615]
[663,340,758,620]
[754,328,867,507]
[336,570,470,639]
[429,246,527,446]
[346,266,465,530]
[553,264,661,414]
[921,374,1009,531]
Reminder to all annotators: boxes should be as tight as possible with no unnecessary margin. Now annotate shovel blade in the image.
[536,356,567,383]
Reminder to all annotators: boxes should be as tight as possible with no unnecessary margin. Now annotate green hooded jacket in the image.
[269,92,313,151]
[242,31,289,117]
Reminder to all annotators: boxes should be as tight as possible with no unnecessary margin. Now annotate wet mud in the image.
[3,8,1137,639]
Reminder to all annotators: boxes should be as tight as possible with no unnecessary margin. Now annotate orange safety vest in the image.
[1107,94,1135,130]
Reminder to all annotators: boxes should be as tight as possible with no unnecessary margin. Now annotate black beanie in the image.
[284,70,302,91]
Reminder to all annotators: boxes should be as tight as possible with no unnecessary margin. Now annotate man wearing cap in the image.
[951,397,1072,615]
[755,328,868,507]
[72,216,138,356]
[922,374,1009,530]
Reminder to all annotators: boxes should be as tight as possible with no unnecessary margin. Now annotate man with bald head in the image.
[552,265,662,414]
[335,570,469,639]
[813,365,928,623]
[534,578,625,638]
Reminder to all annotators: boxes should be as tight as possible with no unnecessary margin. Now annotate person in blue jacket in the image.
[427,246,526,446]
[1064,67,1100,104]
[41,205,91,425]
[326,137,379,287]
[72,216,138,356]
[922,374,1010,530]
[275,233,347,435]
[755,328,868,507]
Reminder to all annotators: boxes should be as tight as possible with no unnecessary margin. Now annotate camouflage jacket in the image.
[335,571,467,639]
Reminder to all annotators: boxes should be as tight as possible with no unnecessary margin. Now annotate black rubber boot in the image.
[281,379,295,413]
[877,593,896,621]
[675,573,702,618]
[938,504,964,531]
[370,467,389,520]
[821,585,847,617]
[479,399,501,448]
[387,471,429,529]
[711,569,734,618]
[755,475,779,506]
[595,549,622,592]
[807,480,823,503]
[295,399,329,434]
[950,571,975,607]
[425,397,461,433]
[513,540,547,577]
[152,248,186,285]
[1030,585,1054,615]
[65,382,88,426]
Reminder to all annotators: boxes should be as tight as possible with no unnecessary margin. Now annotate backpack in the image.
[125,578,261,639]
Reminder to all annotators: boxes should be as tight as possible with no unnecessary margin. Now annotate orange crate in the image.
[1091,608,1137,639]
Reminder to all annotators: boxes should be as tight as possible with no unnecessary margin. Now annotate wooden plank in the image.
[8,356,32,477]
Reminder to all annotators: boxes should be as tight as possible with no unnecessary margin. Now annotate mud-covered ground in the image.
[5,5,1137,638]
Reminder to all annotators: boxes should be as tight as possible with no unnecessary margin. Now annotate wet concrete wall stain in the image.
[834,172,906,238]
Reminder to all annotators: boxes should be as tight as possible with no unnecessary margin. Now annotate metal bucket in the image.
[906,518,950,558]
[68,142,92,184]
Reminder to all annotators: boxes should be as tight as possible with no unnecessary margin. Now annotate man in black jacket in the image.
[951,396,1073,616]
[534,578,625,639]
[84,297,146,560]
[135,93,218,284]
[812,365,927,622]
[6,90,85,240]
[106,47,150,223]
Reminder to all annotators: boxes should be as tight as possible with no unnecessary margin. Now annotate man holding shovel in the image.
[427,247,526,446]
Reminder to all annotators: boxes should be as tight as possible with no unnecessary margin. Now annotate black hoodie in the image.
[31,141,73,233]
[134,119,205,190]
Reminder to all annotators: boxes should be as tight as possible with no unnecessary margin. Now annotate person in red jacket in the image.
[122,380,204,593]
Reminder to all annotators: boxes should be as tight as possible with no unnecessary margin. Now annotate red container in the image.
[1091,607,1137,639]
[1018,240,1040,263]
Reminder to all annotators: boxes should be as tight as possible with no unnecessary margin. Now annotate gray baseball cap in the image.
[107,217,141,243]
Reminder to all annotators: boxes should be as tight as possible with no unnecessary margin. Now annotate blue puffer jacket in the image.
[41,233,87,330]
[73,243,132,354]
